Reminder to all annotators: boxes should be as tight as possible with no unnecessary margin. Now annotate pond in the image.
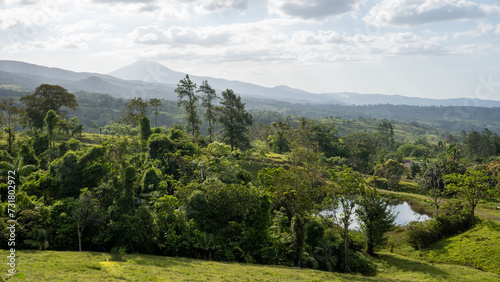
[321,198,431,230]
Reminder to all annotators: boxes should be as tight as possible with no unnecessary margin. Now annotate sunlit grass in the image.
[390,219,500,275]
[374,251,499,281]
[0,250,370,281]
[1,248,498,281]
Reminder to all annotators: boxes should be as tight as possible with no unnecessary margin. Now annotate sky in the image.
[1,0,500,100]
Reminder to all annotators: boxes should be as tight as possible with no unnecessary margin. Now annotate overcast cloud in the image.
[1,0,500,99]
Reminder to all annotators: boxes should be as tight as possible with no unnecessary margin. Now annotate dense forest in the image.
[0,80,499,277]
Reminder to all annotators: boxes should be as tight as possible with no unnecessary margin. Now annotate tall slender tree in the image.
[73,191,106,252]
[149,98,162,128]
[45,110,59,159]
[0,98,21,153]
[329,166,365,273]
[121,97,148,127]
[140,116,152,141]
[197,80,218,142]
[356,184,395,256]
[217,89,253,151]
[175,74,200,138]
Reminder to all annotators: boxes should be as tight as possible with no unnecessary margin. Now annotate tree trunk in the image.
[344,226,349,273]
[435,198,439,217]
[292,216,305,268]
[367,241,375,256]
[77,221,82,252]
[471,204,476,226]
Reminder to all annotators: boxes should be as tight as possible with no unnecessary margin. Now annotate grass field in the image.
[2,218,500,282]
[0,250,372,281]
[1,247,499,282]
[394,220,500,275]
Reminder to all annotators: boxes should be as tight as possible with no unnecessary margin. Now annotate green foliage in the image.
[397,143,417,157]
[69,116,85,137]
[269,120,290,154]
[147,133,174,160]
[462,129,500,160]
[405,212,472,250]
[139,116,152,141]
[50,151,81,199]
[343,132,380,173]
[110,246,127,262]
[31,131,49,155]
[45,110,59,155]
[67,138,81,151]
[356,186,396,256]
[0,150,13,163]
[197,80,218,142]
[120,97,148,127]
[149,98,162,128]
[374,159,405,190]
[176,74,200,138]
[141,167,163,193]
[417,220,500,274]
[18,143,39,166]
[6,83,500,280]
[20,84,78,129]
[49,198,78,250]
[217,89,253,151]
[206,141,231,156]
[73,191,106,251]
[444,169,496,226]
[0,97,21,152]
[329,166,366,273]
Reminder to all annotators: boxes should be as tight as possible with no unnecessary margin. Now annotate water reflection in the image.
[321,200,431,230]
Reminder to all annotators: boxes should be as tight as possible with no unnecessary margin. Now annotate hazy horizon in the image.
[1,0,500,100]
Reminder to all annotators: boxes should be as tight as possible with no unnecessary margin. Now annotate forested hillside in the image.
[1,82,499,279]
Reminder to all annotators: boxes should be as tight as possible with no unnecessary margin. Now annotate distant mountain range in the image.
[1,59,500,108]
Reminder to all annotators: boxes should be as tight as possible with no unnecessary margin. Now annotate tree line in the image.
[0,79,499,276]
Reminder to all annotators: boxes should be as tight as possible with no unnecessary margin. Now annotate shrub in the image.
[405,221,434,250]
[110,246,127,262]
[339,250,377,276]
[405,213,473,250]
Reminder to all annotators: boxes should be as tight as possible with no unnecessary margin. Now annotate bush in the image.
[0,149,13,162]
[67,138,81,151]
[367,177,388,190]
[110,246,127,262]
[339,250,376,276]
[405,221,434,250]
[405,213,473,250]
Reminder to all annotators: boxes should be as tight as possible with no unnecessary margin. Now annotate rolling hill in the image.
[2,59,500,107]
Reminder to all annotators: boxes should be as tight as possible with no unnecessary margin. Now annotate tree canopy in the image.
[20,84,78,129]
[217,89,253,151]
[176,74,200,138]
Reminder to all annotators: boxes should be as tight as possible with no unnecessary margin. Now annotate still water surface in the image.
[322,200,431,230]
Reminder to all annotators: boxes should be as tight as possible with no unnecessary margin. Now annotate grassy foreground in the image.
[395,220,500,275]
[1,248,499,281]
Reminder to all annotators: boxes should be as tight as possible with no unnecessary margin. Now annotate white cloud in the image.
[198,0,250,12]
[363,0,500,27]
[268,0,364,20]
[51,20,113,35]
[3,32,103,52]
[452,22,495,39]
[130,25,234,46]
[0,5,61,30]
[290,29,452,62]
[92,0,156,3]
[292,30,346,44]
